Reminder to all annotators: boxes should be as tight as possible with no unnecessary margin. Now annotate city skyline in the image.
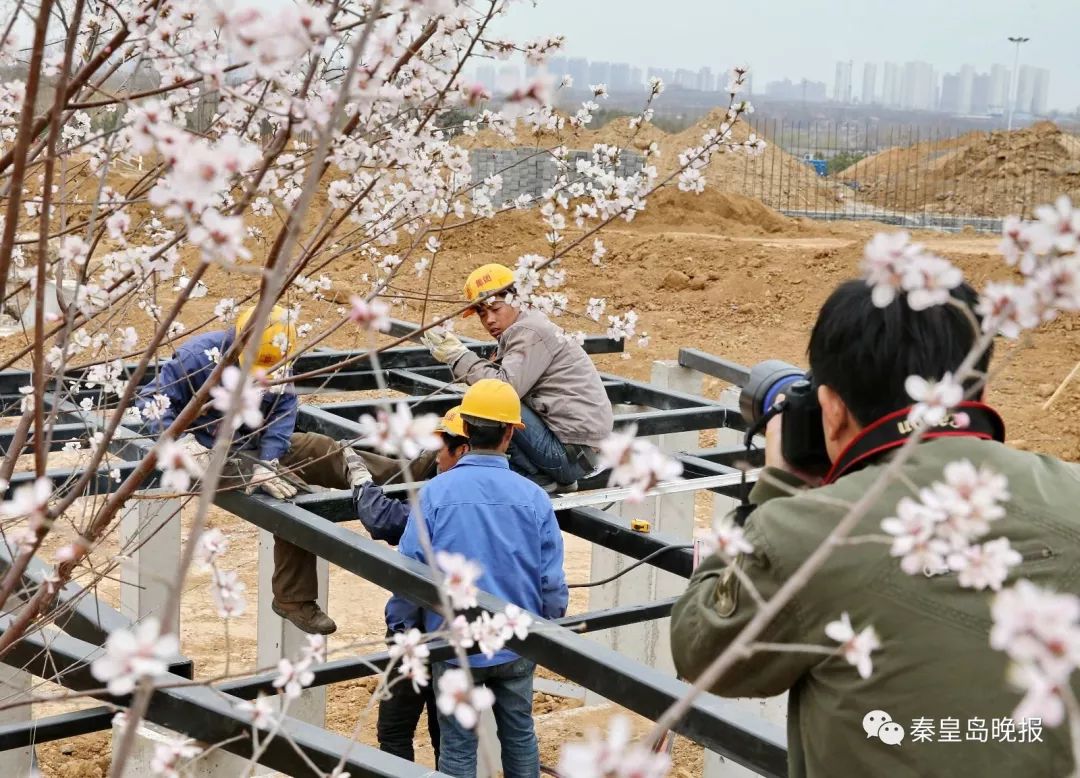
[489,0,1079,112]
[471,55,1059,120]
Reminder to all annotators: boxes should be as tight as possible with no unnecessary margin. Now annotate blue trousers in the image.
[507,406,584,486]
[434,658,539,778]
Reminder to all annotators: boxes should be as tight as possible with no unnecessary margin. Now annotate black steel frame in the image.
[0,340,786,777]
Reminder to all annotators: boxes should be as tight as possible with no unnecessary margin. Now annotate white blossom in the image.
[150,736,202,778]
[700,522,754,559]
[156,437,202,493]
[273,658,314,699]
[196,528,229,568]
[824,612,880,679]
[435,551,483,610]
[356,403,442,460]
[436,668,495,729]
[209,366,264,431]
[211,569,247,618]
[597,426,682,502]
[904,372,964,428]
[236,694,278,730]
[90,618,180,696]
[558,715,671,778]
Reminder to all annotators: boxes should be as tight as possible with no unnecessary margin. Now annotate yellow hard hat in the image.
[459,379,526,429]
[462,263,515,317]
[234,304,297,372]
[437,405,467,438]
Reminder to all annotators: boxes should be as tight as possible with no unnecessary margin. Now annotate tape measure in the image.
[630,519,651,533]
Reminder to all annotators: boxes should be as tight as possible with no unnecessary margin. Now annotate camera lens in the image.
[739,360,807,425]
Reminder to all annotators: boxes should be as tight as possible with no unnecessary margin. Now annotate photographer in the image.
[671,279,1080,776]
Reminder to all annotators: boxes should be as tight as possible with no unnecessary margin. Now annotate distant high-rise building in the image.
[882,62,901,107]
[609,62,631,90]
[629,66,643,89]
[971,73,993,114]
[495,65,521,94]
[939,73,961,113]
[989,63,1010,114]
[567,57,588,88]
[900,61,936,111]
[957,64,975,114]
[547,56,568,79]
[588,60,612,86]
[674,68,696,89]
[765,77,827,103]
[833,60,853,103]
[476,64,496,91]
[1032,68,1050,115]
[1016,65,1037,114]
[862,62,878,104]
[698,66,714,92]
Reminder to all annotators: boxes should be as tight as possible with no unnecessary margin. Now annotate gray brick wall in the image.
[469,148,646,205]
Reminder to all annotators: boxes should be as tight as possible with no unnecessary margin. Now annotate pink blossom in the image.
[700,522,755,559]
[557,715,671,778]
[904,372,964,428]
[209,366,264,431]
[90,618,180,696]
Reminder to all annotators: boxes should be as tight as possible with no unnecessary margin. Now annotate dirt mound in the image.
[658,108,841,209]
[630,187,791,234]
[841,121,1080,216]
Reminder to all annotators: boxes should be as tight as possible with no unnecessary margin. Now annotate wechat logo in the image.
[864,710,905,746]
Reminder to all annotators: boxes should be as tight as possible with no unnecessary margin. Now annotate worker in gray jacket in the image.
[420,263,614,493]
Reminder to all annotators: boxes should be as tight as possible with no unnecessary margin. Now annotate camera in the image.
[739,360,831,474]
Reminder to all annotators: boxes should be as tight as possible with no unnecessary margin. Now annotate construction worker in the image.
[350,406,470,766]
[135,304,372,635]
[386,378,568,778]
[420,263,613,494]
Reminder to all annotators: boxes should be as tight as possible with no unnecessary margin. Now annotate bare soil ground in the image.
[27,187,1080,776]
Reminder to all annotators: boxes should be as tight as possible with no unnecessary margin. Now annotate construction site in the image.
[0,93,1072,778]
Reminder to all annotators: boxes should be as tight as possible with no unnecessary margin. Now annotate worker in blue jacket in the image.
[386,379,568,778]
[348,406,470,766]
[135,304,371,635]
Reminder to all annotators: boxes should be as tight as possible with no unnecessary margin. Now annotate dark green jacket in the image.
[671,437,1080,777]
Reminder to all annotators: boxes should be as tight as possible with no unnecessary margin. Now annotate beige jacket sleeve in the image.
[450,323,553,398]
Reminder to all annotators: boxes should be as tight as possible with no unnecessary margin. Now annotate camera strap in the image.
[821,402,1006,485]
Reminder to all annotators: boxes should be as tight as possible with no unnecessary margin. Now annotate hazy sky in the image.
[491,0,1080,111]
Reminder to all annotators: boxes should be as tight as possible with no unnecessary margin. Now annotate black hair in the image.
[462,417,511,450]
[441,432,469,455]
[808,279,993,427]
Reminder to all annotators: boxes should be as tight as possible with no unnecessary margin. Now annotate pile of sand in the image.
[841,120,1080,217]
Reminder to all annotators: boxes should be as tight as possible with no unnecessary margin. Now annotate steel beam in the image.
[0,599,675,751]
[678,349,752,387]
[212,489,787,775]
[1,622,450,778]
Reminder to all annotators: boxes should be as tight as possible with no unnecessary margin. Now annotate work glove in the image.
[342,447,373,488]
[420,328,468,365]
[247,460,298,499]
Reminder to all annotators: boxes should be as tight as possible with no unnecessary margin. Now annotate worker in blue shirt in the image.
[350,405,470,766]
[386,379,568,778]
[135,304,372,635]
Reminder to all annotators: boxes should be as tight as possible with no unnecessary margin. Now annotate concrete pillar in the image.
[0,595,33,776]
[120,491,182,627]
[256,529,328,726]
[585,361,703,702]
[647,361,701,676]
[585,397,651,706]
[116,493,267,777]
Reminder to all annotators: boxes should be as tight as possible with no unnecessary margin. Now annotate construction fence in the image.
[736,116,1080,231]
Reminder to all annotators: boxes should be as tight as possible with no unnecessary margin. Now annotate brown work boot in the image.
[271,600,337,635]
